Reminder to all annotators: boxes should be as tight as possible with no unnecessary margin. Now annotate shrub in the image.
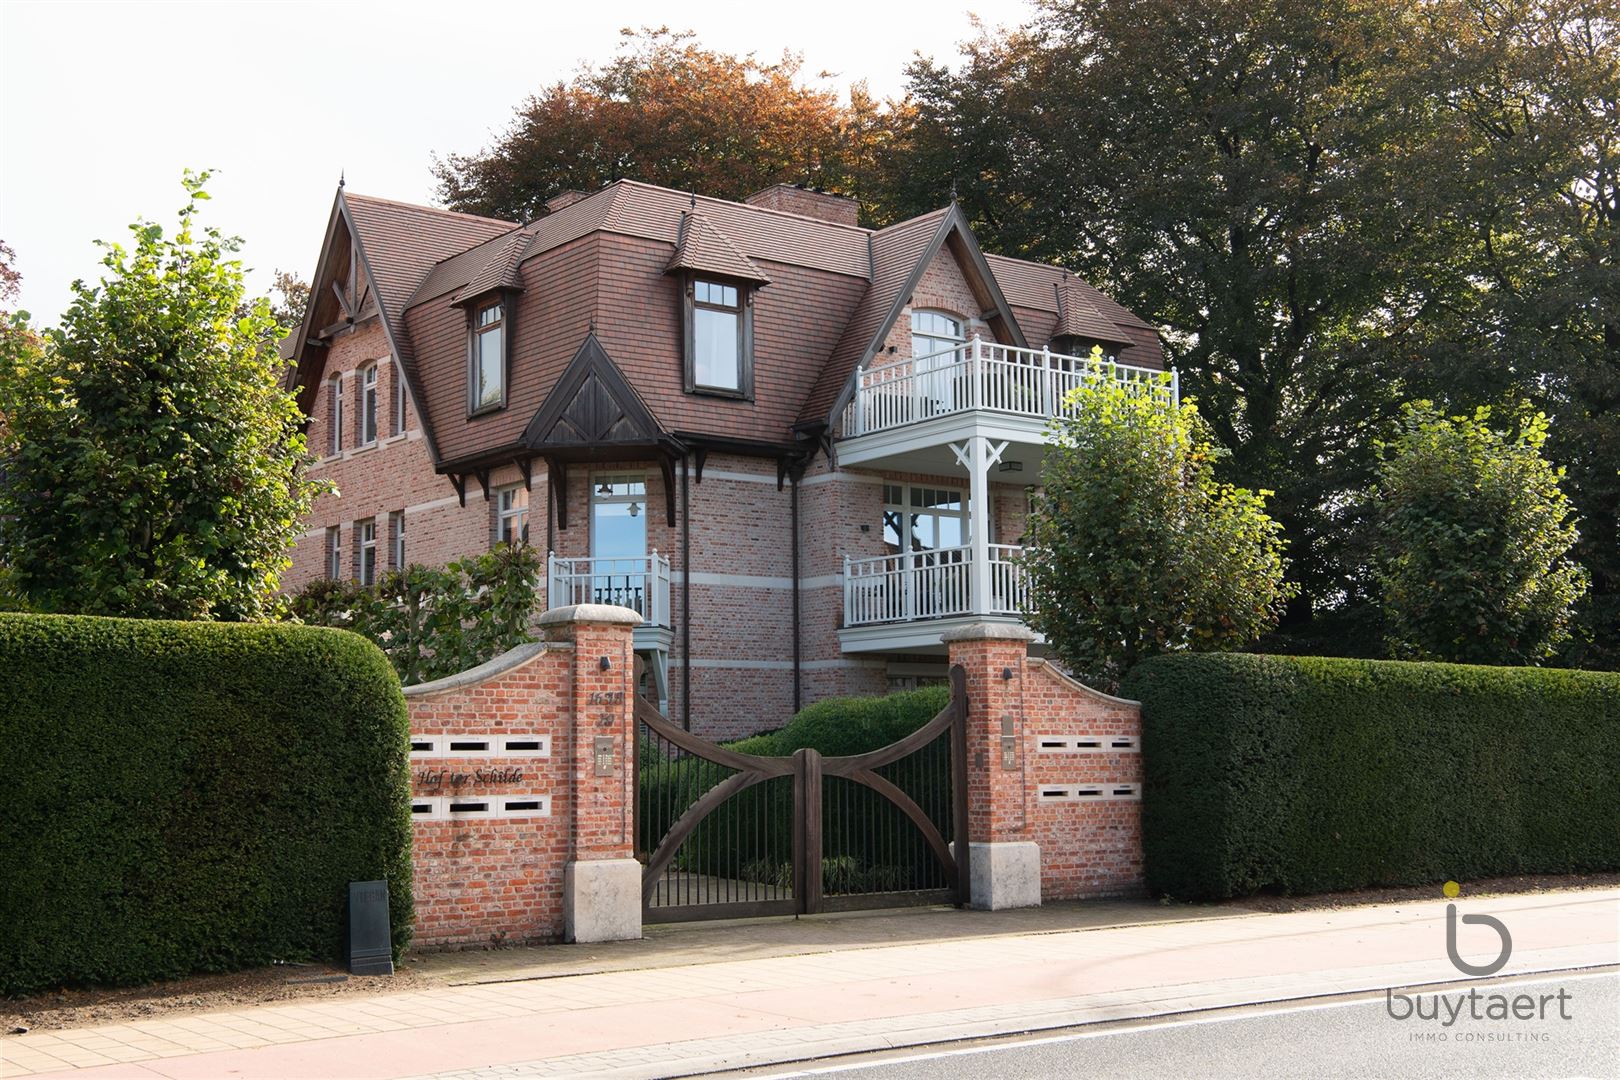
[0,612,412,995]
[289,543,542,685]
[1122,652,1620,901]
[1374,402,1588,665]
[1025,355,1293,692]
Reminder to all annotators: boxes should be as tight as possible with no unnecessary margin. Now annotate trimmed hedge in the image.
[1121,653,1620,901]
[0,613,413,996]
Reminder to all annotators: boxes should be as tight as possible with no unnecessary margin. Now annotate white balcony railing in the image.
[547,552,672,629]
[841,338,1176,439]
[843,544,1029,627]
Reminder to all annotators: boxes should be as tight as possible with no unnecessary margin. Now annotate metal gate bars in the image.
[634,669,971,922]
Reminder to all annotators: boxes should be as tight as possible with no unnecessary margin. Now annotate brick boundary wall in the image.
[402,613,1142,949]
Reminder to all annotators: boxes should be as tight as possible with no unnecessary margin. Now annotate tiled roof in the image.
[1054,276,1136,345]
[798,208,951,426]
[454,228,529,304]
[984,253,1154,331]
[665,211,771,283]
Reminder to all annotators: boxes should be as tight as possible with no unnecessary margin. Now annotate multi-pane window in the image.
[497,486,528,547]
[471,301,505,412]
[328,374,344,455]
[325,526,341,579]
[882,483,970,554]
[360,364,379,446]
[390,510,405,570]
[357,519,377,585]
[391,359,407,435]
[911,310,965,358]
[685,277,755,397]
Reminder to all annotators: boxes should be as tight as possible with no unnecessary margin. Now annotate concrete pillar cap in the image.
[537,603,644,628]
[940,621,1038,644]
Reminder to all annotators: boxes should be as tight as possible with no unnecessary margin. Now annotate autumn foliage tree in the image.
[433,28,905,222]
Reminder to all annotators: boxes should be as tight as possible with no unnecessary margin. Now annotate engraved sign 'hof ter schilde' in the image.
[347,880,394,976]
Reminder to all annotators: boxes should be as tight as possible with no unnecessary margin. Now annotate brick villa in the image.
[283,181,1169,736]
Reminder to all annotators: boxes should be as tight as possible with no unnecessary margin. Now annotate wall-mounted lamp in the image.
[599,656,612,671]
[859,524,871,533]
[1002,666,1015,681]
[998,460,1024,474]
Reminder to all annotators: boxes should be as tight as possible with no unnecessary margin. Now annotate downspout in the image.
[682,454,692,731]
[791,470,802,714]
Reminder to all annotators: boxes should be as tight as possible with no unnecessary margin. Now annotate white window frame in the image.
[391,358,407,435]
[325,525,341,580]
[328,374,344,455]
[390,510,405,570]
[358,519,377,585]
[359,364,379,446]
[497,486,528,547]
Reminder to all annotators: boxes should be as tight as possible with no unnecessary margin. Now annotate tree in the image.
[0,172,327,621]
[432,28,902,221]
[881,1,1564,646]
[1374,403,1588,665]
[1418,1,1620,666]
[266,269,309,339]
[1023,359,1295,691]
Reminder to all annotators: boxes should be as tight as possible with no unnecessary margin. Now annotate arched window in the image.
[911,310,964,358]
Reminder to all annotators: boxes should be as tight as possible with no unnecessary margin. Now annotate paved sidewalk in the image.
[2,889,1615,1080]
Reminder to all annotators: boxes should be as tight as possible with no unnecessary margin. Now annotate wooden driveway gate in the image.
[634,669,971,922]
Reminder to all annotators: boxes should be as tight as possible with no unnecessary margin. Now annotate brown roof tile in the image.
[454,229,529,304]
[1055,276,1136,345]
[797,208,951,426]
[665,211,771,283]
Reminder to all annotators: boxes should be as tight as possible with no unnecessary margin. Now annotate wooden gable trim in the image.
[337,192,447,469]
[522,333,675,453]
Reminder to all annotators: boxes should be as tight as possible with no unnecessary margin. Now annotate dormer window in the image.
[470,300,507,414]
[684,278,753,398]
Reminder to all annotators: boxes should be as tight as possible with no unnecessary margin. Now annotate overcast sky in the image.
[1,0,1031,325]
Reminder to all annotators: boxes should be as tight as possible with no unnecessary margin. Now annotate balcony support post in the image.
[951,436,1008,617]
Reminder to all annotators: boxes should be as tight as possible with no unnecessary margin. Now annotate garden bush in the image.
[1121,652,1620,901]
[289,543,542,685]
[0,612,412,996]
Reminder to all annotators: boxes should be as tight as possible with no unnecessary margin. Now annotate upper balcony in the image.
[836,339,1176,472]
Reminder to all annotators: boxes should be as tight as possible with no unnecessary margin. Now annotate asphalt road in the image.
[750,971,1619,1080]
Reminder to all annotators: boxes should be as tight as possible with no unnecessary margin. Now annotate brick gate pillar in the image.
[538,603,643,943]
[943,622,1040,910]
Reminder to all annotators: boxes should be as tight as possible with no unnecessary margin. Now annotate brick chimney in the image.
[745,184,860,227]
[544,190,591,214]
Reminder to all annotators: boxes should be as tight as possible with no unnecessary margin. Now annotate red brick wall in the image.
[947,633,1145,900]
[404,611,638,950]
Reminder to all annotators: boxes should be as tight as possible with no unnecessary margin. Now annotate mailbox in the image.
[347,880,394,976]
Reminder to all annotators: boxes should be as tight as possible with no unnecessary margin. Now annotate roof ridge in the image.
[342,191,518,228]
[612,179,875,236]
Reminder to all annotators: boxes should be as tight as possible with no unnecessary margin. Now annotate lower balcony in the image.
[547,553,674,654]
[839,544,1040,653]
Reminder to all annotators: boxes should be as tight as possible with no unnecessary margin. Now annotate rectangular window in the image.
[360,364,378,446]
[690,278,751,396]
[471,302,505,412]
[497,486,528,547]
[390,510,405,570]
[357,519,377,585]
[328,375,344,454]
[325,526,341,579]
[391,359,407,435]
